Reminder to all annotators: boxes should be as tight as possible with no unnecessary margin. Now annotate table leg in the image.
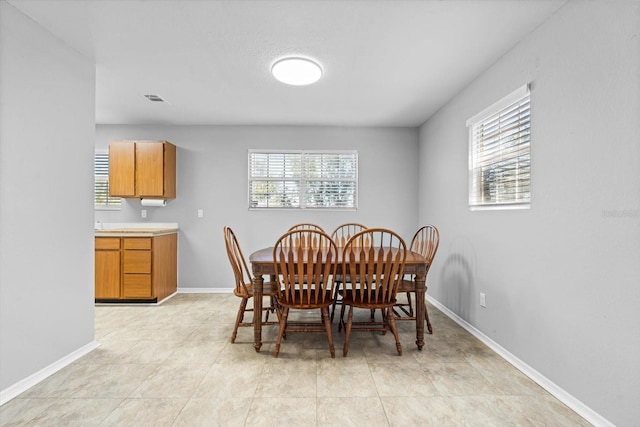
[414,271,426,350]
[252,275,264,352]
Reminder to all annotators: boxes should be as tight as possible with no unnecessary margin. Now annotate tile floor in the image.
[0,294,591,426]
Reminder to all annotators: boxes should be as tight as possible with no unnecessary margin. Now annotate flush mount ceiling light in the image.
[271,57,322,86]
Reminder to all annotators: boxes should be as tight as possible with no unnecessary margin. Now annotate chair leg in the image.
[322,307,336,358]
[330,283,341,322]
[274,307,289,358]
[425,304,433,334]
[273,296,282,323]
[406,292,414,316]
[343,306,354,357]
[264,296,270,323]
[386,308,403,356]
[338,300,347,332]
[231,297,248,343]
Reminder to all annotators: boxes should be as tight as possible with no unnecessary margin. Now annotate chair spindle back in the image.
[342,228,407,305]
[223,226,252,294]
[330,223,368,247]
[274,230,337,306]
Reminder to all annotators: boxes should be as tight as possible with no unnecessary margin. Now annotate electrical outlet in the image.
[480,292,486,307]
[141,209,147,219]
[197,209,204,218]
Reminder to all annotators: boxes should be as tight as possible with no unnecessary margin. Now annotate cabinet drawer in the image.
[124,238,152,250]
[123,250,151,273]
[123,274,152,297]
[95,238,121,250]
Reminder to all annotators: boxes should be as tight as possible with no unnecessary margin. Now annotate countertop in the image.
[94,222,179,237]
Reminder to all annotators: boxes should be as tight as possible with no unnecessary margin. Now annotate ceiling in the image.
[9,0,566,127]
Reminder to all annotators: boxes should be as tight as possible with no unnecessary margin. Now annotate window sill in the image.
[469,203,530,212]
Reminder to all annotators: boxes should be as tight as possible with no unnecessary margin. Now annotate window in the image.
[248,150,358,209]
[467,84,531,209]
[94,151,121,210]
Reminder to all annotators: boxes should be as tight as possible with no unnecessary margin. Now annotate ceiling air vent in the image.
[144,94,165,102]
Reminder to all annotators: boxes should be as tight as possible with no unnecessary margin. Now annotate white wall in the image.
[0,1,96,392]
[95,125,419,289]
[418,1,640,425]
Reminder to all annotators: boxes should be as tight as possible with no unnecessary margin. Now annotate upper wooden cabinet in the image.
[109,140,176,199]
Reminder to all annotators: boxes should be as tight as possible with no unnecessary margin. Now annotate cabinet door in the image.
[136,142,165,197]
[162,142,176,198]
[123,274,152,298]
[95,250,121,299]
[109,142,136,197]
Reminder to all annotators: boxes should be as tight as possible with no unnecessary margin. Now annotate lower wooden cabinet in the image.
[95,238,121,299]
[95,233,177,303]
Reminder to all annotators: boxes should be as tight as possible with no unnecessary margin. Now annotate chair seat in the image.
[234,281,280,298]
[341,290,397,309]
[397,278,415,293]
[278,290,333,309]
[334,274,362,283]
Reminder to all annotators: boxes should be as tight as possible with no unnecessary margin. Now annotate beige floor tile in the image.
[317,397,389,426]
[382,396,467,426]
[21,364,101,398]
[23,398,122,426]
[475,363,548,396]
[75,338,139,365]
[245,397,317,426]
[172,397,251,427]
[188,323,241,343]
[119,339,186,364]
[359,338,406,362]
[100,398,187,426]
[163,339,226,365]
[0,398,57,426]
[369,361,439,397]
[192,360,264,398]
[68,364,156,398]
[411,337,469,363]
[422,362,503,396]
[255,359,317,397]
[508,395,593,426]
[129,364,210,398]
[214,341,272,363]
[268,340,319,360]
[446,395,536,426]
[317,358,377,397]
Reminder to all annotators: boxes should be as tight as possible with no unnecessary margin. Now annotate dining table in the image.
[249,246,428,353]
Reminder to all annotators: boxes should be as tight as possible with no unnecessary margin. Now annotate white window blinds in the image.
[248,150,358,209]
[95,152,121,209]
[467,85,531,209]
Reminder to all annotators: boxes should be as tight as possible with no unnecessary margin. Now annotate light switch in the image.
[197,209,204,218]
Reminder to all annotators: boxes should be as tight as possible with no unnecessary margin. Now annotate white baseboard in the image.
[178,287,233,294]
[0,340,100,406]
[427,296,613,427]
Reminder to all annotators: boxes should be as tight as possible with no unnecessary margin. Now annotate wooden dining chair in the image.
[288,223,326,233]
[329,223,368,322]
[273,229,338,358]
[340,228,407,357]
[393,225,439,334]
[330,223,368,247]
[223,226,280,343]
